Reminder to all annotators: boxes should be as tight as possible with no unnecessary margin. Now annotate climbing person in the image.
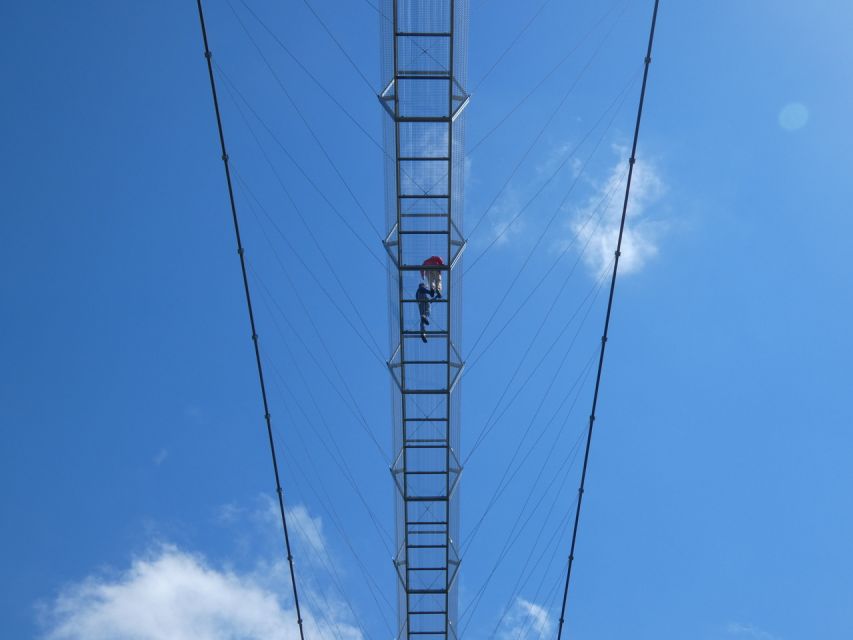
[416,281,438,343]
[420,255,444,297]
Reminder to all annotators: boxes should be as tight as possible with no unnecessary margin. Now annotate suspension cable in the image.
[194,3,306,638]
[555,2,661,638]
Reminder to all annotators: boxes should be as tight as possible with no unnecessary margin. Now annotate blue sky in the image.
[2,0,853,638]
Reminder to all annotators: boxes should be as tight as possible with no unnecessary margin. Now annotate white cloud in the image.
[287,504,331,566]
[498,598,553,640]
[39,501,362,640]
[38,546,363,640]
[485,187,527,247]
[535,141,579,179]
[569,146,667,276]
[727,622,779,640]
[252,496,330,567]
[152,449,168,466]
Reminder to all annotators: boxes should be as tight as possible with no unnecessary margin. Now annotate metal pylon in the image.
[380,1,468,637]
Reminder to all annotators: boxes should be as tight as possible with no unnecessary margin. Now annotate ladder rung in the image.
[396,31,451,37]
[408,544,447,549]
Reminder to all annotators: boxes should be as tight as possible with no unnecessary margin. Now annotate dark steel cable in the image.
[194,2,306,638]
[555,2,661,638]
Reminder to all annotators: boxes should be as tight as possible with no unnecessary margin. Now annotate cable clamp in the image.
[221,153,229,162]
[237,247,244,256]
[645,55,652,64]
[204,50,212,60]
[265,413,271,421]
[615,250,621,258]
[629,156,636,165]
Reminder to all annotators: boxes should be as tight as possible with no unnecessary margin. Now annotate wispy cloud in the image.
[484,187,527,247]
[152,449,168,466]
[727,622,779,640]
[569,146,667,276]
[498,598,553,640]
[38,545,362,640]
[253,496,330,567]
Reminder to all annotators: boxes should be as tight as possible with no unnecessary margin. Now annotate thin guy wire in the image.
[465,171,626,374]
[464,38,633,249]
[411,172,623,431]
[301,0,376,92]
[214,63,385,267]
[236,170,386,365]
[215,63,386,357]
[247,259,389,463]
[470,0,555,93]
[460,350,595,578]
[459,416,589,636]
[467,0,628,156]
[194,2,305,638]
[231,0,435,199]
[262,316,393,554]
[555,2,661,638]
[464,81,633,362]
[372,0,628,209]
[266,369,395,635]
[465,70,638,273]
[228,2,383,240]
[465,262,612,464]
[236,0,385,151]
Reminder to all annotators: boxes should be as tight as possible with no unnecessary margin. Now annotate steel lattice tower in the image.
[380,1,469,637]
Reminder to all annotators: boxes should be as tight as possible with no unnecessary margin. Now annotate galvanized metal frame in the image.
[381,1,468,637]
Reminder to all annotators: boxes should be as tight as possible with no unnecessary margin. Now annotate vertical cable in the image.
[555,1,661,638]
[194,2,306,638]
